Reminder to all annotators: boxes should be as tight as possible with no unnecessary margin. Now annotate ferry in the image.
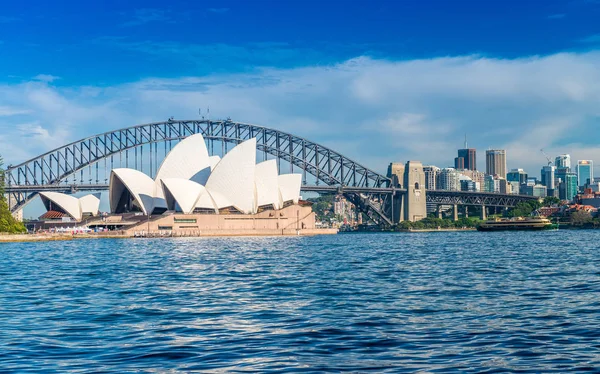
[477,217,556,231]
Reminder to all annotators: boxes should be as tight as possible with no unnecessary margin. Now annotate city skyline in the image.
[1,0,600,178]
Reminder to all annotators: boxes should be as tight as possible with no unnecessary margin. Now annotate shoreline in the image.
[0,228,338,243]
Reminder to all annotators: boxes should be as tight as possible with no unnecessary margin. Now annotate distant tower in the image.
[457,135,476,171]
[404,161,426,222]
[486,149,507,178]
[577,160,593,187]
[555,154,571,170]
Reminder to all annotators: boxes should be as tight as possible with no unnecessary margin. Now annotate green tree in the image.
[0,155,27,234]
[543,196,560,207]
[571,210,592,226]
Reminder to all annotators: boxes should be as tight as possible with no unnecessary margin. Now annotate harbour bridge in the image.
[3,119,537,227]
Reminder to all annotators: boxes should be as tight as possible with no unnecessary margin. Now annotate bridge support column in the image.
[481,205,487,220]
[437,205,443,219]
[403,161,426,222]
[464,206,469,218]
[453,204,458,222]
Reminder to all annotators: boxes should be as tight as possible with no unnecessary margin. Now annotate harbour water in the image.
[2,231,600,372]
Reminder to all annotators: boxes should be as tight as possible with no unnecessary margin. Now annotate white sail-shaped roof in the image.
[161,178,208,214]
[255,160,280,210]
[39,192,82,221]
[205,138,257,213]
[278,174,302,205]
[195,191,218,213]
[209,155,221,171]
[110,168,157,215]
[155,133,211,182]
[79,194,101,216]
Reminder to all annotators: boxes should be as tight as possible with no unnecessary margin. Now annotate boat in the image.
[477,217,557,231]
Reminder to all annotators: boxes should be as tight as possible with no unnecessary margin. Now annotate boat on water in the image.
[477,217,557,231]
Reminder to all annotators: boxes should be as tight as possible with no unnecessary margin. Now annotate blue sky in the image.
[1,0,600,182]
[2,0,599,84]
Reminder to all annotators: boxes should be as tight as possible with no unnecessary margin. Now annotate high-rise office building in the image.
[555,154,571,169]
[559,172,578,201]
[507,168,528,185]
[457,149,477,171]
[423,166,440,190]
[485,149,507,178]
[577,160,593,186]
[454,157,465,170]
[541,165,556,189]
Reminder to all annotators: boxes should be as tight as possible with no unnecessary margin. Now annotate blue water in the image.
[1,232,600,372]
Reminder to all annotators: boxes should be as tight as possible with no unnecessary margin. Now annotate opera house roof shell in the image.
[109,134,302,215]
[39,192,100,221]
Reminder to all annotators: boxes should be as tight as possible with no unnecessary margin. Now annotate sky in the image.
[1,0,600,183]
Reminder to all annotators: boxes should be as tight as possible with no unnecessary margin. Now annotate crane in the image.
[540,149,553,166]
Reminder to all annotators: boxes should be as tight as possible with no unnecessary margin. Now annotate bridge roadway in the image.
[5,183,539,208]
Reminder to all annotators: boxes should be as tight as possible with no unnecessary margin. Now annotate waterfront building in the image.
[38,134,309,233]
[577,160,593,187]
[423,165,440,190]
[437,168,461,191]
[507,168,528,185]
[541,165,556,189]
[485,149,507,178]
[555,154,571,169]
[457,148,477,171]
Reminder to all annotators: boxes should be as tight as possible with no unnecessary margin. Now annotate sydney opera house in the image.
[36,134,324,236]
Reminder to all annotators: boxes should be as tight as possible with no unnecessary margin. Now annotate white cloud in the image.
[33,74,60,82]
[1,51,600,179]
[0,106,30,116]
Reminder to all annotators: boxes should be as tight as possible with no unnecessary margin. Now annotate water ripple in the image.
[1,231,600,372]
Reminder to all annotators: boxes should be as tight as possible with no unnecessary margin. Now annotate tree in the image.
[0,155,27,234]
[543,196,560,207]
[571,210,592,226]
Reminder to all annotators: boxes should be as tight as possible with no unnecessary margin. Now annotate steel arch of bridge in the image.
[4,119,393,224]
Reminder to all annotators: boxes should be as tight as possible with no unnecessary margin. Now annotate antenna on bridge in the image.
[207,107,210,121]
[199,108,204,120]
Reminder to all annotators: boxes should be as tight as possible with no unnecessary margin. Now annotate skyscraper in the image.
[485,149,507,178]
[577,160,593,186]
[555,154,571,169]
[541,165,556,189]
[457,149,476,171]
[454,157,465,170]
[559,172,578,201]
